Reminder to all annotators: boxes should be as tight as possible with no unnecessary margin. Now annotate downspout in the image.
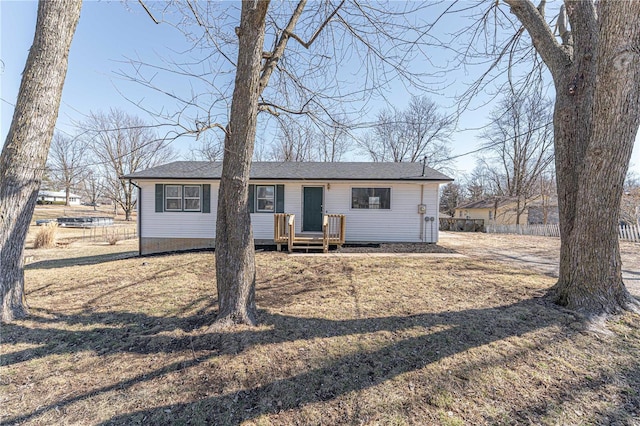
[129,180,142,256]
[434,183,441,243]
[420,184,425,241]
[420,156,427,242]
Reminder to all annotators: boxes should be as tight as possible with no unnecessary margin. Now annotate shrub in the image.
[34,222,58,249]
[106,232,120,246]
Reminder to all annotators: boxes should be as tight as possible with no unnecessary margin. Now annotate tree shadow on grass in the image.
[24,251,139,270]
[3,295,590,425]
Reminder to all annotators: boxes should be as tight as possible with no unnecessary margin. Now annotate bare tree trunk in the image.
[0,0,82,322]
[507,0,640,317]
[553,1,640,315]
[214,0,270,327]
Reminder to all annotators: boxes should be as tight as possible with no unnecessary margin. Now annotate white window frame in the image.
[183,185,202,212]
[165,185,183,211]
[256,185,275,213]
[164,184,202,212]
[350,187,391,210]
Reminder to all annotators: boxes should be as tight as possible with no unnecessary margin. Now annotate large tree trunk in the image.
[214,0,270,327]
[552,0,640,315]
[0,0,82,322]
[506,0,640,318]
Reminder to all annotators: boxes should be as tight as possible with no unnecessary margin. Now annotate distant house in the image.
[455,196,559,225]
[37,190,82,205]
[455,197,523,225]
[123,161,453,255]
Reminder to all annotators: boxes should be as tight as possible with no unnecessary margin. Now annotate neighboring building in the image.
[123,161,453,255]
[455,196,559,226]
[37,190,82,205]
[455,197,524,225]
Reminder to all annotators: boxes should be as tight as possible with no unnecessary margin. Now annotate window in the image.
[351,188,391,209]
[165,185,183,211]
[248,184,284,213]
[156,184,210,213]
[184,185,201,211]
[164,184,201,212]
[256,185,275,212]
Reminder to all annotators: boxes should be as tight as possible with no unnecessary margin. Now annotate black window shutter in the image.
[276,184,285,213]
[155,184,164,212]
[248,184,255,213]
[202,184,211,213]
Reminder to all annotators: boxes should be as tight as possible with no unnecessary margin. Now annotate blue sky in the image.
[1,1,639,178]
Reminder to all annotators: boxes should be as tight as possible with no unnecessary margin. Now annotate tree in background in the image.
[462,163,497,203]
[269,115,353,162]
[187,133,225,162]
[81,170,105,211]
[440,182,462,218]
[359,96,454,169]
[82,109,176,221]
[479,89,554,224]
[269,118,318,161]
[46,132,89,206]
[315,120,350,162]
[0,0,82,322]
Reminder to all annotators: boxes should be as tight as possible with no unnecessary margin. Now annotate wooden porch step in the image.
[292,237,323,243]
[292,241,324,246]
[292,235,326,252]
[290,244,326,252]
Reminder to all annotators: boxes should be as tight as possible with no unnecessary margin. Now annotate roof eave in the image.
[122,176,453,182]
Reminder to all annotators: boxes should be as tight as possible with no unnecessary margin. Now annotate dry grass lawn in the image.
[1,240,639,425]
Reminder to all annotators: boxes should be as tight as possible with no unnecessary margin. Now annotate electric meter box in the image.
[418,204,426,214]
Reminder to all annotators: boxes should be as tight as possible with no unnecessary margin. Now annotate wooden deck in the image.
[274,213,346,253]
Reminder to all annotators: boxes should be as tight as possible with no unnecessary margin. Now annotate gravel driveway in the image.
[437,231,640,297]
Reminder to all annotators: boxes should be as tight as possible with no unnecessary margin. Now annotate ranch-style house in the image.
[124,161,453,255]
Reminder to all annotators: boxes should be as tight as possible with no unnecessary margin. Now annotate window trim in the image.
[163,184,202,213]
[350,187,392,210]
[183,185,202,212]
[255,184,275,213]
[164,185,183,212]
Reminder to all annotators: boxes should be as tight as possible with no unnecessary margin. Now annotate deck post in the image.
[287,215,295,253]
[322,215,329,253]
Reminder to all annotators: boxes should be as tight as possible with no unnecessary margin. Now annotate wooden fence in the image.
[486,223,639,242]
[619,224,640,242]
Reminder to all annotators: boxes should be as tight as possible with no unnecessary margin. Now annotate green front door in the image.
[303,187,323,232]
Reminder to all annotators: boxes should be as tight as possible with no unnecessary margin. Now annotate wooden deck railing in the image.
[323,214,346,245]
[274,213,346,252]
[274,213,294,251]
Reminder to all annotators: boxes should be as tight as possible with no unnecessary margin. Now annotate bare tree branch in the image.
[137,0,159,24]
[503,0,571,79]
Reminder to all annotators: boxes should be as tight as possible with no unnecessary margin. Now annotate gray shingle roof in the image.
[123,161,453,182]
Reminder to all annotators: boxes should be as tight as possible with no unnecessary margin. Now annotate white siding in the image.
[138,179,442,243]
[139,181,217,239]
[322,182,440,243]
